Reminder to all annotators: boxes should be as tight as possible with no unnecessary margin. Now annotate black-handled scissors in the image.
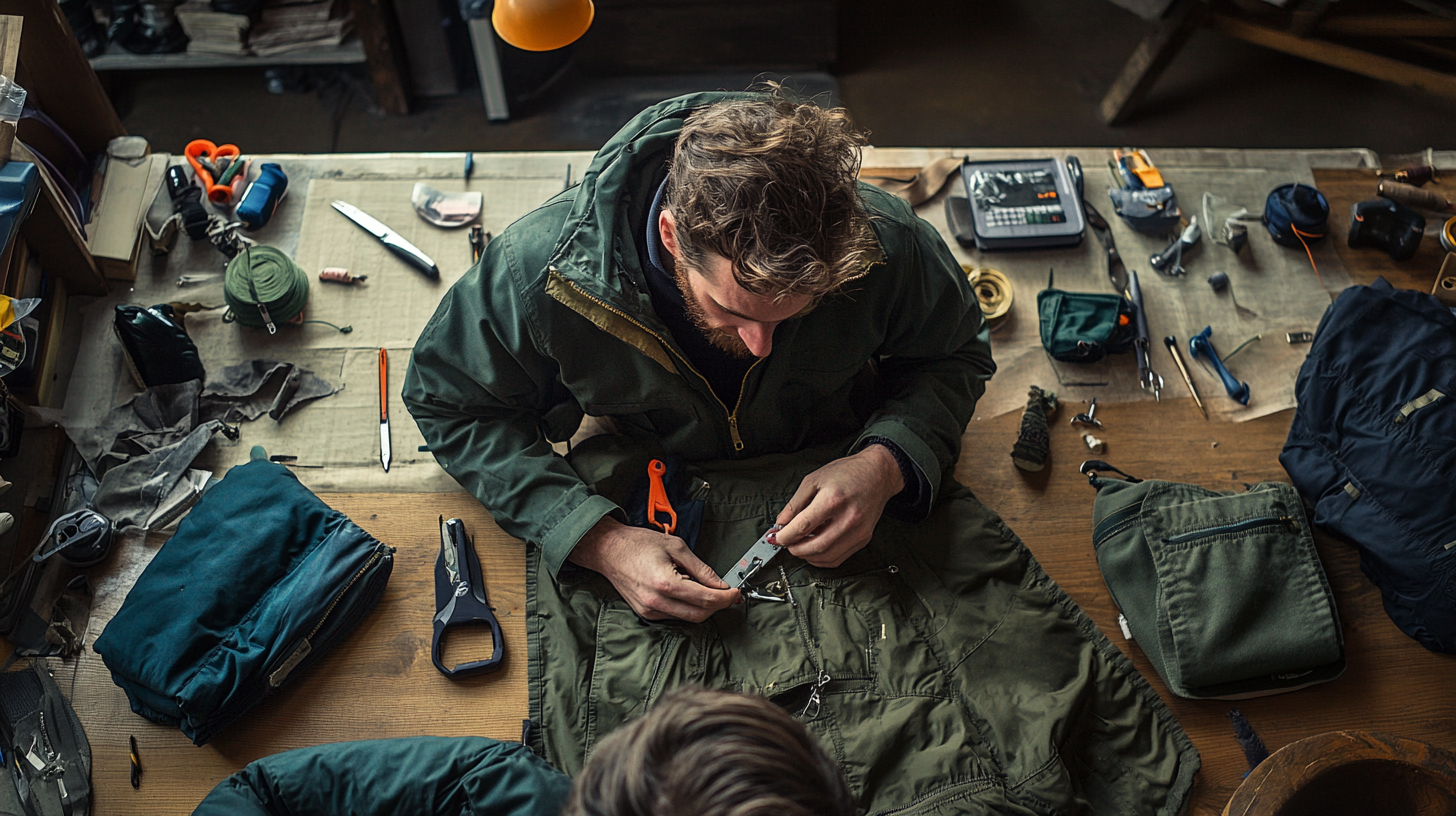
[432,516,505,678]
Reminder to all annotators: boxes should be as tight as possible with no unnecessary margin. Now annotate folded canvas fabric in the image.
[93,454,394,745]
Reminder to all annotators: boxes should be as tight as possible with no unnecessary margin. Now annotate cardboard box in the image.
[86,139,168,282]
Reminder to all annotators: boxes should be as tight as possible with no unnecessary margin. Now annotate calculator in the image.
[958,158,1085,250]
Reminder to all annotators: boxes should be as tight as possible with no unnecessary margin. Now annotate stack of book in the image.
[176,2,251,56]
[249,0,354,57]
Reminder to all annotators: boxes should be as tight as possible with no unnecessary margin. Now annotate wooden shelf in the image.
[88,38,365,71]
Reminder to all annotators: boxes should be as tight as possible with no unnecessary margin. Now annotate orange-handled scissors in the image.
[647,458,676,535]
[185,139,243,205]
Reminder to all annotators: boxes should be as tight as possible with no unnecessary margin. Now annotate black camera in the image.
[1348,199,1424,261]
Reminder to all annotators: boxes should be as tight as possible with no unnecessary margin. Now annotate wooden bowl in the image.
[1224,731,1456,816]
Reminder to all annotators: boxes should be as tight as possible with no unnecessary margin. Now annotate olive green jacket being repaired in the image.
[403,91,995,575]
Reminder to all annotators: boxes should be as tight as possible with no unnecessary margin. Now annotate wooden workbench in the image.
[53,163,1456,815]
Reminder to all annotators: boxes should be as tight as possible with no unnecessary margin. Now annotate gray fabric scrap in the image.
[61,361,340,531]
[201,360,342,424]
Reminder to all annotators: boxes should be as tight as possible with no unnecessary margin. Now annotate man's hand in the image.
[569,516,739,622]
[772,444,905,568]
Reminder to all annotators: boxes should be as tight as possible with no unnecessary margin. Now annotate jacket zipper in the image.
[1092,501,1144,548]
[269,549,384,688]
[1162,515,1298,545]
[556,272,762,452]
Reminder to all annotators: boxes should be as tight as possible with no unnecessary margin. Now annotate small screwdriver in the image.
[1164,336,1207,419]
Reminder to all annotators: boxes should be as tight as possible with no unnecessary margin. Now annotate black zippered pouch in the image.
[94,454,394,745]
[1083,461,1345,700]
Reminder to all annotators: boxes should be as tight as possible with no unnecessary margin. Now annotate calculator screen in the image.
[969,169,1066,224]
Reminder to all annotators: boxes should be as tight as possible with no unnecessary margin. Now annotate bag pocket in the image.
[1143,484,1340,689]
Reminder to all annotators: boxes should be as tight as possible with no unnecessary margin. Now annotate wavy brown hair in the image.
[560,686,856,816]
[663,88,879,301]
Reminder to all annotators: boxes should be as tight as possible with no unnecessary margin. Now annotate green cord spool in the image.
[224,245,309,331]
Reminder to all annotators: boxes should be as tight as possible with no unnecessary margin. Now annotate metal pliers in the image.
[432,516,505,678]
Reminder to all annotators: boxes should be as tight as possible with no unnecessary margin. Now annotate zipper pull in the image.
[799,670,832,719]
[728,415,744,451]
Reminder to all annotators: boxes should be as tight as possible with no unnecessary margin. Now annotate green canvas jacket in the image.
[191,737,570,816]
[528,437,1200,815]
[403,91,995,575]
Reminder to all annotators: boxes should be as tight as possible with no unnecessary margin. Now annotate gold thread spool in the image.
[963,266,1013,327]
[1441,215,1456,253]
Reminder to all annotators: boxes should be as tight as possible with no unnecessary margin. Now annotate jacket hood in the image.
[547,91,762,300]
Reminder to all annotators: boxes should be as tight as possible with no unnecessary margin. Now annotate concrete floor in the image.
[107,0,1456,159]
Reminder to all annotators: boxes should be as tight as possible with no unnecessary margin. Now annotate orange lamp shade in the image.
[492,0,594,51]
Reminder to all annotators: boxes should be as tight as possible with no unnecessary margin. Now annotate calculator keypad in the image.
[984,206,1067,227]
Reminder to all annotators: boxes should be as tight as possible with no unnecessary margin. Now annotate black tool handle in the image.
[432,519,505,678]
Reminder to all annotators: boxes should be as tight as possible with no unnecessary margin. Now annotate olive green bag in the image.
[1082,461,1345,700]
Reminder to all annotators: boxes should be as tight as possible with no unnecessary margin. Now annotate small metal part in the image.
[1286,331,1314,344]
[1071,398,1103,429]
[723,525,784,589]
[176,273,220,286]
[1083,433,1106,453]
[129,735,140,789]
[1149,217,1201,276]
[1207,271,1230,292]
[744,589,788,603]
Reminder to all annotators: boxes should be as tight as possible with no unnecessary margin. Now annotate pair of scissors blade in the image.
[439,515,461,587]
[331,200,440,280]
[722,525,783,589]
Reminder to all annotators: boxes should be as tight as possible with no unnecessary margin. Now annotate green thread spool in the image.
[224,245,309,334]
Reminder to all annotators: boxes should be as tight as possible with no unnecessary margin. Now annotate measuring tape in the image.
[963,266,1013,326]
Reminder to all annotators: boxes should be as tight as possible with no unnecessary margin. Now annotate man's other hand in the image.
[773,444,904,568]
[569,517,739,622]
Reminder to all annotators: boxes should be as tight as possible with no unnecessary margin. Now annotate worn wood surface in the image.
[59,166,1456,814]
[67,492,526,815]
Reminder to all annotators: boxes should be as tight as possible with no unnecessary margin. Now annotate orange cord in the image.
[1292,225,1327,290]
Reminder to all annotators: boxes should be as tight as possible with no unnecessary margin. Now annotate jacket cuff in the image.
[853,421,943,510]
[540,494,624,577]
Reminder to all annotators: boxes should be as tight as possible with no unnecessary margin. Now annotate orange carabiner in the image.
[647,458,676,535]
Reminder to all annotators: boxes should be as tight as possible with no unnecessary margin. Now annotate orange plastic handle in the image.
[379,348,388,421]
[184,139,243,204]
[646,458,676,535]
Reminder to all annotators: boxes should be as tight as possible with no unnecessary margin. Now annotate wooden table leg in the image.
[1100,0,1209,126]
[348,0,413,116]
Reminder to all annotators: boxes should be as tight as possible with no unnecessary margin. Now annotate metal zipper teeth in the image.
[1092,502,1143,547]
[1162,515,1298,545]
[557,273,763,451]
[303,549,385,644]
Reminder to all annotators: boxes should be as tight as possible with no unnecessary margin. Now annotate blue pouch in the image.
[93,456,394,745]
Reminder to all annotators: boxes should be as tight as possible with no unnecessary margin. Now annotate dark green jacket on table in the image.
[191,737,570,816]
[403,90,996,576]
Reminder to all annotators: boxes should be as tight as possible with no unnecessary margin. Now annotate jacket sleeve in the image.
[190,737,572,816]
[403,231,623,577]
[849,188,996,515]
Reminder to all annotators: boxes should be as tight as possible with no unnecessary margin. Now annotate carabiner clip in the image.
[647,458,677,535]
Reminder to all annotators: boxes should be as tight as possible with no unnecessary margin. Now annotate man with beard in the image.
[404,87,994,622]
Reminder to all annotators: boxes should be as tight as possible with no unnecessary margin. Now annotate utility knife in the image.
[722,525,783,589]
[379,347,392,472]
[331,200,440,279]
